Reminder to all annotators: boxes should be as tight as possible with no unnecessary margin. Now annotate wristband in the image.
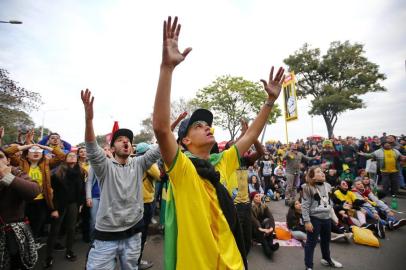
[265,100,274,108]
[0,173,15,186]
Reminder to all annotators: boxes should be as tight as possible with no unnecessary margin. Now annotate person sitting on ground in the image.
[332,180,368,228]
[339,164,355,186]
[269,175,284,201]
[325,168,338,187]
[286,200,307,245]
[249,174,264,195]
[250,192,279,259]
[0,147,41,270]
[352,178,406,231]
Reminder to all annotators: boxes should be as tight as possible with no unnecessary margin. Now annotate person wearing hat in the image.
[152,16,284,270]
[136,142,161,270]
[81,90,161,270]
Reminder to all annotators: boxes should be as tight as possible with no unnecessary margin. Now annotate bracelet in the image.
[265,100,274,107]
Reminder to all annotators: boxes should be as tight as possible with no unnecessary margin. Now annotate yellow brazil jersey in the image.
[382,149,398,173]
[142,163,161,203]
[166,145,244,270]
[29,166,44,200]
[233,169,249,204]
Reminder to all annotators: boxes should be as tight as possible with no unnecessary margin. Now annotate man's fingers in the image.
[269,66,274,82]
[163,21,167,41]
[182,47,192,58]
[167,16,172,38]
[175,24,181,40]
[171,16,178,35]
[260,79,268,89]
[90,96,94,106]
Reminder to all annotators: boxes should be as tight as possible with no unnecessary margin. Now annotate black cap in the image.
[110,128,133,147]
[177,109,213,144]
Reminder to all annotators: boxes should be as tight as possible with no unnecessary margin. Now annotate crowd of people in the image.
[1,16,405,270]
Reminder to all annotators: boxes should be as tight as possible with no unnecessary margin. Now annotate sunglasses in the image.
[28,148,43,153]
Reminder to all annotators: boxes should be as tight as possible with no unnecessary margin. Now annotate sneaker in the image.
[330,233,346,242]
[388,220,394,230]
[271,242,280,251]
[43,256,53,269]
[54,243,66,251]
[65,250,77,262]
[392,219,406,230]
[138,259,153,270]
[321,258,343,268]
[376,221,385,239]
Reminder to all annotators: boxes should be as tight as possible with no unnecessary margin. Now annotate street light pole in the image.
[0,20,23,24]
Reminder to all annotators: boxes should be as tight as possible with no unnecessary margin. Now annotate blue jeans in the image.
[87,232,142,270]
[89,198,100,240]
[304,217,331,268]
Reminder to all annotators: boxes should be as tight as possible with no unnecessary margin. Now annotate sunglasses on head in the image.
[28,148,43,153]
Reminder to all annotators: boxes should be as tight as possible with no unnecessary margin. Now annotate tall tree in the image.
[284,41,386,138]
[192,75,281,140]
[133,116,154,144]
[0,68,43,144]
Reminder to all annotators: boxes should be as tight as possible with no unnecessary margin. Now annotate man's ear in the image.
[182,136,191,147]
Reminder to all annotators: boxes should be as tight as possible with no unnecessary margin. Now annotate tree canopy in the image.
[283,41,386,138]
[0,68,43,144]
[192,75,281,140]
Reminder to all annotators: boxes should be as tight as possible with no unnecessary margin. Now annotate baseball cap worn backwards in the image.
[177,109,213,143]
[110,128,133,147]
[136,142,151,156]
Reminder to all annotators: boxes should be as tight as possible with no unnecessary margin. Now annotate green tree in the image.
[192,75,281,140]
[284,41,386,138]
[0,68,43,144]
[133,116,154,144]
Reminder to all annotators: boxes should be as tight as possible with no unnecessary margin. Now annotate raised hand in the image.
[260,66,285,102]
[0,126,4,139]
[25,129,35,144]
[162,16,192,68]
[81,89,94,121]
[240,119,249,135]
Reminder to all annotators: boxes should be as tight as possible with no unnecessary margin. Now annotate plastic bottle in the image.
[391,195,398,210]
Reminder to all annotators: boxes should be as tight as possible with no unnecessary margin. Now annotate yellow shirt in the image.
[382,149,397,173]
[233,169,249,204]
[142,163,161,203]
[80,161,90,173]
[166,146,243,270]
[29,166,44,200]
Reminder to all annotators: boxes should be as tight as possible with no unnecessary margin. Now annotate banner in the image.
[282,72,298,121]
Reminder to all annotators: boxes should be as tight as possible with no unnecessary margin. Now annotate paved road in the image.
[34,193,406,270]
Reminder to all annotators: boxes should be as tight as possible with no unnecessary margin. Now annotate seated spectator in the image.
[249,175,264,194]
[339,164,355,186]
[250,192,279,259]
[325,168,338,187]
[270,175,284,201]
[332,180,367,227]
[286,200,307,245]
[352,179,406,231]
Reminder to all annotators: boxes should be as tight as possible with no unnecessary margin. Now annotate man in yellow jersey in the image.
[152,16,285,270]
[360,137,406,197]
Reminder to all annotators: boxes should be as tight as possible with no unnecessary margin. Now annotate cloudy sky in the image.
[1,0,405,145]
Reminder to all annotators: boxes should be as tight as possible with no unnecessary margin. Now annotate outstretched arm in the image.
[153,16,192,167]
[235,67,285,155]
[81,89,96,143]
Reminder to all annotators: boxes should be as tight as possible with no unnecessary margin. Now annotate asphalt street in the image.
[33,192,406,270]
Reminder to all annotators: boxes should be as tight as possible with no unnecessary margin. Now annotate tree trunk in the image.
[321,113,335,138]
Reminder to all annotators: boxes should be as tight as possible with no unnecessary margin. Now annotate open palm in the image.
[260,66,285,101]
[162,16,192,68]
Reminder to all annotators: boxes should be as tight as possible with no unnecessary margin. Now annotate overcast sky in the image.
[1,0,405,145]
